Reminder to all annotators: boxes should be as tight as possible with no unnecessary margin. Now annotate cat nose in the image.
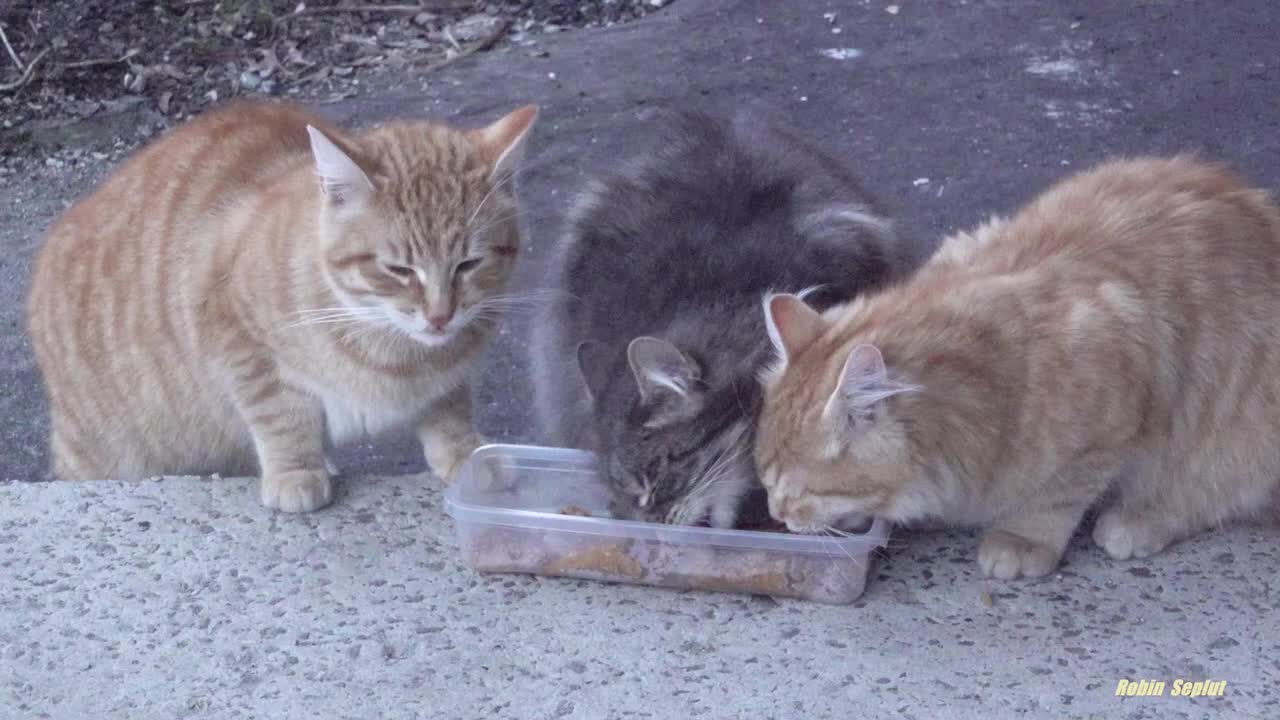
[426,311,453,331]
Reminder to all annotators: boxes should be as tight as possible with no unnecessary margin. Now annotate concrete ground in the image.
[2,1,1278,718]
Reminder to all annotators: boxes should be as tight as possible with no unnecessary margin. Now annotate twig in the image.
[414,19,510,71]
[60,49,139,70]
[0,23,23,72]
[443,26,463,53]
[0,47,48,93]
[292,4,438,16]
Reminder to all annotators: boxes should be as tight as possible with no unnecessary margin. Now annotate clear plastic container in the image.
[444,444,891,604]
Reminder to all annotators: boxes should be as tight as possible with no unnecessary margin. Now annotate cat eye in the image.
[455,257,483,274]
[384,264,416,279]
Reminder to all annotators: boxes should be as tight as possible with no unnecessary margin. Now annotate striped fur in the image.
[756,156,1280,578]
[27,100,537,512]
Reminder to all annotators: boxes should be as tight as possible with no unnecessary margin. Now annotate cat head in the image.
[307,105,538,347]
[754,293,923,532]
[578,337,763,528]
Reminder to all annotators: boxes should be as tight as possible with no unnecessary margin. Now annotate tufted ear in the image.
[822,344,920,434]
[763,293,825,366]
[627,337,699,401]
[306,125,373,207]
[626,337,705,428]
[471,104,539,182]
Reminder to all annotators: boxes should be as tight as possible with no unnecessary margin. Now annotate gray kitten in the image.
[531,109,916,527]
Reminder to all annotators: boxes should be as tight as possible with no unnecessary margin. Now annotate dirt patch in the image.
[0,0,673,171]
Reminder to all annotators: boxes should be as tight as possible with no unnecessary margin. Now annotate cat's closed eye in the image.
[455,257,483,274]
[383,263,416,279]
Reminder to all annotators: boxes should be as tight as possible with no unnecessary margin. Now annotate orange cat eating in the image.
[755,156,1280,578]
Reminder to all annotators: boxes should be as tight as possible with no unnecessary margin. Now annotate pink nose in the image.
[427,312,452,331]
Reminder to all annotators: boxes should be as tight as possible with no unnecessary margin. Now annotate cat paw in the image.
[1091,509,1174,560]
[423,433,483,485]
[977,529,1062,579]
[260,469,333,513]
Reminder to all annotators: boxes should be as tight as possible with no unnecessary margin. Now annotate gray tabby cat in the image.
[531,109,918,527]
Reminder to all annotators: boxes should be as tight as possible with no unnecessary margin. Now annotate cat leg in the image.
[417,385,482,484]
[1091,505,1192,561]
[978,503,1089,580]
[1093,456,1215,561]
[321,416,341,477]
[978,453,1123,579]
[231,367,332,513]
[1090,464,1251,561]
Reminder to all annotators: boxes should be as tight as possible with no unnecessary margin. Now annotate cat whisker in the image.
[286,307,385,319]
[287,306,381,315]
[687,448,739,494]
[472,299,566,313]
[282,318,364,329]
[466,156,554,227]
[286,314,377,323]
[821,524,877,539]
[671,444,749,525]
[466,290,570,321]
[468,211,525,238]
[470,299,544,312]
[820,528,868,567]
[818,536,864,586]
[467,171,520,227]
[281,315,386,330]
[281,307,387,330]
[337,319,396,340]
[486,288,570,301]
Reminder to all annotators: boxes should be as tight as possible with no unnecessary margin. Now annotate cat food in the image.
[445,444,891,604]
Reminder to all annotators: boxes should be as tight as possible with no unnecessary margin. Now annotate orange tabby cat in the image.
[754,155,1280,579]
[27,100,537,512]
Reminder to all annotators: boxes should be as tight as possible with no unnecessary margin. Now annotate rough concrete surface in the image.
[2,1,1279,718]
[3,475,1276,720]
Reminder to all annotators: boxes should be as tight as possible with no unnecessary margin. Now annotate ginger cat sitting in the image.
[27,100,537,512]
[754,156,1280,578]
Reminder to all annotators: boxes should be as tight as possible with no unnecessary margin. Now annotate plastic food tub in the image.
[444,444,891,604]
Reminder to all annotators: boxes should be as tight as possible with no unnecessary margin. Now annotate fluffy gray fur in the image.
[531,109,917,527]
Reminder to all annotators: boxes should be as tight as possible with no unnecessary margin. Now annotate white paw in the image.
[261,469,333,513]
[1091,509,1172,560]
[423,433,483,485]
[977,529,1061,579]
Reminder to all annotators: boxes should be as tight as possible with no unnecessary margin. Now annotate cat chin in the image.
[390,320,464,347]
[408,331,456,348]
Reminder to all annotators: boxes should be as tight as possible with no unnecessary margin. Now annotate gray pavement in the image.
[2,1,1278,718]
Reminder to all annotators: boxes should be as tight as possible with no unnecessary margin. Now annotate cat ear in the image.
[306,125,373,206]
[626,337,705,429]
[764,293,825,365]
[627,337,700,403]
[576,340,613,404]
[823,344,919,433]
[472,104,539,182]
